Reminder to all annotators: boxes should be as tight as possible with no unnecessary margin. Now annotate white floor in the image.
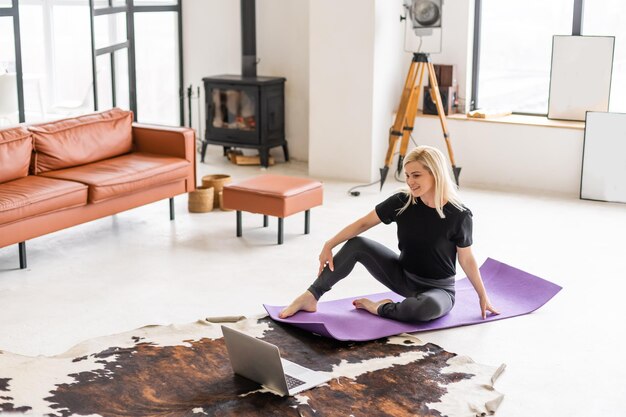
[1,146,625,416]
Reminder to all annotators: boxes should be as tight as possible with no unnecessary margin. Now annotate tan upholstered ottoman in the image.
[222,174,323,244]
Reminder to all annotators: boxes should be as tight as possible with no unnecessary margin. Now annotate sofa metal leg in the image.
[18,241,27,269]
[305,210,311,234]
[263,215,268,227]
[169,198,175,220]
[278,217,284,245]
[236,211,242,237]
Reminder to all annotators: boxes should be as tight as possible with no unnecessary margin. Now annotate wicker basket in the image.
[188,186,214,213]
[201,174,232,208]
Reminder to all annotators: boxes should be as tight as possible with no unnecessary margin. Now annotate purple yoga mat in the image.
[264,258,562,341]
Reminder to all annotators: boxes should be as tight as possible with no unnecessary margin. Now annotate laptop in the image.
[221,325,331,396]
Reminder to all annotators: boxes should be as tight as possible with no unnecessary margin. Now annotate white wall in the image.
[308,0,477,182]
[256,0,309,161]
[413,117,584,196]
[308,0,376,181]
[309,0,411,182]
[182,0,240,139]
[182,0,309,161]
[371,0,409,181]
[183,0,587,195]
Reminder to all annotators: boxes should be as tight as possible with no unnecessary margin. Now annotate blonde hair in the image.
[397,145,465,219]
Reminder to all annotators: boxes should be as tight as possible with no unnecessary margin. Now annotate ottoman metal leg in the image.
[263,215,268,227]
[304,210,310,234]
[169,197,175,221]
[278,217,284,245]
[236,211,242,237]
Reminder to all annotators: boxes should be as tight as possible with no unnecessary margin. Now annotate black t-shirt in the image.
[375,192,473,279]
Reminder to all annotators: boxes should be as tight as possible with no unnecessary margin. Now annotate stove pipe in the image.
[241,0,257,78]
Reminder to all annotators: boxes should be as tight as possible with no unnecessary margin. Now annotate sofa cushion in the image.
[40,152,191,203]
[0,176,88,226]
[29,108,133,174]
[0,126,32,184]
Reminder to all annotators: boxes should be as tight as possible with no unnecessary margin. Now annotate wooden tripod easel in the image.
[379,52,461,189]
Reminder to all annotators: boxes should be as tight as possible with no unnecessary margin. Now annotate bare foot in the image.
[352,298,393,316]
[279,291,318,318]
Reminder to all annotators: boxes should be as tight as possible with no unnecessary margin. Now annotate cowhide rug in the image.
[0,316,505,416]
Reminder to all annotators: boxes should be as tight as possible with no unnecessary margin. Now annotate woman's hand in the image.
[318,243,334,276]
[479,295,500,319]
[457,246,500,320]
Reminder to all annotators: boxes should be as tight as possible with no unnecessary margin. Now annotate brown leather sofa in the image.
[0,108,196,269]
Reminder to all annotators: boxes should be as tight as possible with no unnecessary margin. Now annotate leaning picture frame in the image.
[580,111,626,204]
[548,35,615,121]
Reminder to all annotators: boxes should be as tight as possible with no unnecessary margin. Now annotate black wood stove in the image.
[200,0,288,168]
[201,75,287,167]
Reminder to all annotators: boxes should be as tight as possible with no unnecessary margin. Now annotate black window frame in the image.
[3,0,183,125]
[471,0,585,115]
[1,0,25,123]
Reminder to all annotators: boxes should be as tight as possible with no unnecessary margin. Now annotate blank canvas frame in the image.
[580,111,626,204]
[548,36,615,121]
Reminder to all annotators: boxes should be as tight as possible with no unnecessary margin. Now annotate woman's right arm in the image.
[318,210,382,276]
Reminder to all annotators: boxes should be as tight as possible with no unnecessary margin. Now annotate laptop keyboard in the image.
[285,374,306,390]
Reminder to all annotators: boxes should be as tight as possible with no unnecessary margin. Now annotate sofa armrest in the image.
[132,123,195,163]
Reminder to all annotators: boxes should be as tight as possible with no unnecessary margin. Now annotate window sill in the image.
[416,111,585,130]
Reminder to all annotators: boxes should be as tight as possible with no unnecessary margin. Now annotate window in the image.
[582,0,626,112]
[92,6,131,112]
[473,0,574,114]
[49,2,93,117]
[134,11,180,126]
[474,0,573,114]
[472,0,624,115]
[0,15,18,127]
[2,0,182,125]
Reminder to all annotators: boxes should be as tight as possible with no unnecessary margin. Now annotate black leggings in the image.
[308,236,455,324]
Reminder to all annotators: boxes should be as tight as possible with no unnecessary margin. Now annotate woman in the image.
[280,145,499,323]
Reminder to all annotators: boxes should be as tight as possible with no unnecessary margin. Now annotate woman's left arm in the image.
[457,246,500,319]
